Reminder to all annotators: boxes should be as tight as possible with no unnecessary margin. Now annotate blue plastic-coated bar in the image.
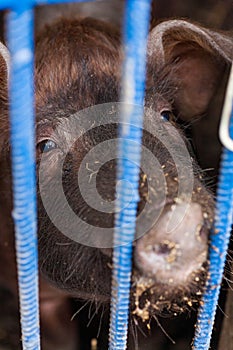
[6,7,40,350]
[0,0,96,11]
[108,1,152,350]
[193,82,233,347]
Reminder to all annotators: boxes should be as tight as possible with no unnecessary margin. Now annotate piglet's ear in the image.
[0,42,9,157]
[147,20,233,120]
[0,41,9,104]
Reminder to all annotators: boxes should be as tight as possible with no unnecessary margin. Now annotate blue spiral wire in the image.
[6,5,40,350]
[108,1,152,349]
[193,67,233,349]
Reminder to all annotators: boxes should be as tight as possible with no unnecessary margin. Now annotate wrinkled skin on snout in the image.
[0,16,232,350]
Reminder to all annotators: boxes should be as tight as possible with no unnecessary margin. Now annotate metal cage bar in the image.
[108,1,152,349]
[6,6,40,350]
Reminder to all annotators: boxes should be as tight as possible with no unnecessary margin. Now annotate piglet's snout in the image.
[134,203,208,286]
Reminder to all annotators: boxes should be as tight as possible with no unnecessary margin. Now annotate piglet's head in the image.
[34,19,233,317]
[0,18,232,321]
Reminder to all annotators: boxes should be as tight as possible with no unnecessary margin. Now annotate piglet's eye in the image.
[160,110,173,122]
[37,139,57,153]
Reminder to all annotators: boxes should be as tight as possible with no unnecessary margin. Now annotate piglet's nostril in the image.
[196,224,208,242]
[151,240,178,264]
[156,240,176,255]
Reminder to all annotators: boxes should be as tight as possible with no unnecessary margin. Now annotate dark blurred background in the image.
[152,0,233,30]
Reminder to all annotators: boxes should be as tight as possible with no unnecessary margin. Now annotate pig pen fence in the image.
[1,0,233,349]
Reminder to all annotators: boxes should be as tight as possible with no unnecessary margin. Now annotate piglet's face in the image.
[1,18,232,318]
